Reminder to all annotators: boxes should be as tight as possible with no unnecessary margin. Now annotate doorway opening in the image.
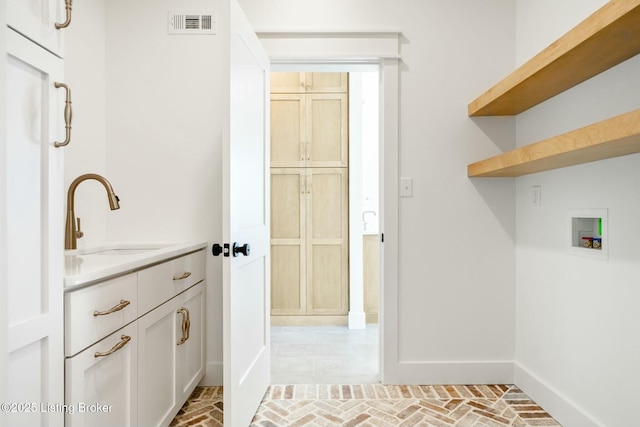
[269,68,381,384]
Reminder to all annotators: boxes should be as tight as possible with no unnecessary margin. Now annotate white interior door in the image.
[222,1,271,426]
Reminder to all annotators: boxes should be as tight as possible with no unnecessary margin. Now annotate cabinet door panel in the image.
[8,0,65,57]
[309,245,345,312]
[6,28,64,427]
[271,169,306,315]
[307,94,348,167]
[65,323,138,427]
[137,301,178,427]
[307,169,349,315]
[176,283,205,403]
[271,170,304,239]
[306,72,348,93]
[271,245,305,314]
[270,72,304,93]
[271,94,305,167]
[309,169,347,240]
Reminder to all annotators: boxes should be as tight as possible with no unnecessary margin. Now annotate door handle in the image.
[54,82,72,147]
[232,243,250,257]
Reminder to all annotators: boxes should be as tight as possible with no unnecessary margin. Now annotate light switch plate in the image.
[400,177,413,197]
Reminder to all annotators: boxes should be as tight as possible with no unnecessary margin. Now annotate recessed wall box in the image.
[569,208,608,260]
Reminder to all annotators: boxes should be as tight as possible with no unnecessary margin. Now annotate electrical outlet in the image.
[400,177,413,197]
[531,185,541,207]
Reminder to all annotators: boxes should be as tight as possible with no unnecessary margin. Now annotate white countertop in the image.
[64,241,208,290]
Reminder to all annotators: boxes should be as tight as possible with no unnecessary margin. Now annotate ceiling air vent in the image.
[168,12,216,35]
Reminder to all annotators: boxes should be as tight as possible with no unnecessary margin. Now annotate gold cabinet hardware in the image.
[93,300,131,317]
[173,271,192,281]
[94,335,131,358]
[55,0,73,29]
[75,217,84,239]
[54,82,72,147]
[176,308,191,345]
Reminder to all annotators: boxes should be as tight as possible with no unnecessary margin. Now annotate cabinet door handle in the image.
[94,335,131,358]
[54,82,72,147]
[55,0,73,29]
[185,308,191,341]
[177,308,188,345]
[93,299,130,317]
[173,271,192,281]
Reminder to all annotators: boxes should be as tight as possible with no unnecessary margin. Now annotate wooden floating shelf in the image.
[468,0,640,116]
[468,109,640,177]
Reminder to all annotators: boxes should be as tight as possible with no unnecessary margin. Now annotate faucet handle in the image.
[76,217,84,239]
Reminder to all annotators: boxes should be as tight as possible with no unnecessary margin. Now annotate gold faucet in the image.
[65,173,120,250]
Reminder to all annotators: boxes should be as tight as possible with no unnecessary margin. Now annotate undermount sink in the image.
[86,248,158,256]
[68,243,175,257]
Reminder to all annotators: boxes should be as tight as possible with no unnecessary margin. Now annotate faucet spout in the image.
[65,173,120,250]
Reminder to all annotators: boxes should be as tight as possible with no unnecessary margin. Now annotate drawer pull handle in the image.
[94,335,131,358]
[173,271,192,281]
[93,299,130,317]
[177,308,191,345]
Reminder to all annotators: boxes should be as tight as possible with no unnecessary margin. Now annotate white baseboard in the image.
[348,311,367,329]
[391,361,514,385]
[200,361,223,386]
[514,363,602,427]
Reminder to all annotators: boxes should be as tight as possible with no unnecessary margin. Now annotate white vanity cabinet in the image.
[138,282,205,427]
[65,323,138,427]
[64,248,206,427]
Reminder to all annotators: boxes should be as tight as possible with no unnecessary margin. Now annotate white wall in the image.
[104,0,226,383]
[242,0,517,381]
[98,0,516,386]
[64,0,109,248]
[515,2,640,426]
[0,1,8,422]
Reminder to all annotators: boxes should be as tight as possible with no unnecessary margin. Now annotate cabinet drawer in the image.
[65,274,138,357]
[137,250,205,315]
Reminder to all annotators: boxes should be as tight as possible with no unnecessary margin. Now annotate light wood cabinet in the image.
[271,168,349,317]
[270,72,350,324]
[363,235,380,323]
[271,92,348,167]
[271,72,348,93]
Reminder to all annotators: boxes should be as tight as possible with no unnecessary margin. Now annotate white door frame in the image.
[256,30,401,384]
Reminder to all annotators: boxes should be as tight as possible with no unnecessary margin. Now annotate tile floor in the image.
[271,325,379,384]
[171,384,563,426]
[170,325,563,426]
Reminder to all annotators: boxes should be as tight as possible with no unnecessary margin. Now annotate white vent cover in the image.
[168,12,216,35]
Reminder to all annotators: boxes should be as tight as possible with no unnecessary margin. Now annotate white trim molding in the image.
[256,30,400,385]
[256,30,401,61]
[395,361,514,385]
[515,363,602,427]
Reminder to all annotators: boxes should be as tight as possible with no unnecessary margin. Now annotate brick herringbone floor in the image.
[171,385,563,426]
